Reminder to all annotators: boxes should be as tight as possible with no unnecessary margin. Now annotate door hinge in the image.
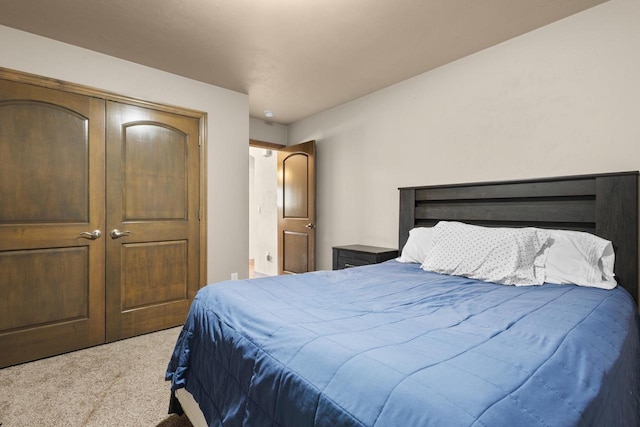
[198,136,202,147]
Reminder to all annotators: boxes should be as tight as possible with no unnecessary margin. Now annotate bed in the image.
[166,171,640,427]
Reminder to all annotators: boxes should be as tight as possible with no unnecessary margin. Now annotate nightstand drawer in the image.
[332,245,398,270]
[336,256,370,269]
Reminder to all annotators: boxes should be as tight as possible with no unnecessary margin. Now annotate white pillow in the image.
[422,221,550,286]
[544,229,617,290]
[397,227,433,263]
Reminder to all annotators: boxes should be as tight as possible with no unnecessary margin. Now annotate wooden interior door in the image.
[0,79,106,368]
[105,101,200,341]
[277,140,316,274]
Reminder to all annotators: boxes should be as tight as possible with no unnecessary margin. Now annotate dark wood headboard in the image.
[399,172,639,303]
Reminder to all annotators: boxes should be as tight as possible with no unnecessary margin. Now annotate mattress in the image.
[166,261,640,426]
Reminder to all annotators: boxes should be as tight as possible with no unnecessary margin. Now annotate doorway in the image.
[249,139,284,277]
[249,139,317,277]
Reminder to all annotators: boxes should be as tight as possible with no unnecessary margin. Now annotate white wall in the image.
[250,117,288,145]
[0,25,250,283]
[288,0,640,271]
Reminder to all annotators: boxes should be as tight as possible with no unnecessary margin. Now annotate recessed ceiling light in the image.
[264,110,275,118]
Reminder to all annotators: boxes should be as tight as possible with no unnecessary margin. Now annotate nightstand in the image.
[332,245,398,270]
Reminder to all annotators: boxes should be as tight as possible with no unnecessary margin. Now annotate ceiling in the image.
[0,0,606,124]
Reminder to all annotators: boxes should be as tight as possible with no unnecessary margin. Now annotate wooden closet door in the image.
[0,79,106,368]
[105,101,200,341]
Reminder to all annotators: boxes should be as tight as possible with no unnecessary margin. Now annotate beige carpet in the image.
[0,327,194,426]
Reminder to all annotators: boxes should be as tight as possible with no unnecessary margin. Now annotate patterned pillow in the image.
[422,221,551,286]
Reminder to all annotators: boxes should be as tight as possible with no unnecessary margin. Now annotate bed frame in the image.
[399,171,639,304]
[174,171,639,426]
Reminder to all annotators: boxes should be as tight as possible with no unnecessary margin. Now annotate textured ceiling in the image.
[0,0,606,124]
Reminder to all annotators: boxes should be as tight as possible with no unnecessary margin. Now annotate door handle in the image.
[110,229,131,239]
[304,223,316,229]
[79,229,102,240]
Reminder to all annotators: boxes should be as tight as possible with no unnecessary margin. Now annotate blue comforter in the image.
[166,261,640,426]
